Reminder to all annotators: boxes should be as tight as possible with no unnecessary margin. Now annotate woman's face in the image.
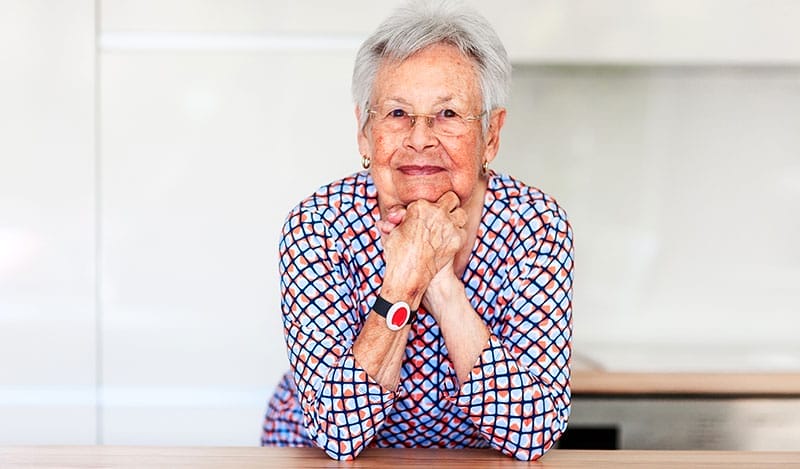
[358,43,504,213]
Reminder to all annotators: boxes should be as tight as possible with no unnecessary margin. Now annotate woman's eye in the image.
[440,109,459,119]
[388,109,407,118]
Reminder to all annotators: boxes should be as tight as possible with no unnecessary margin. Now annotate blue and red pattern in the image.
[262,171,573,461]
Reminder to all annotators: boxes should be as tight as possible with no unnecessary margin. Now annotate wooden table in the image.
[1,446,799,468]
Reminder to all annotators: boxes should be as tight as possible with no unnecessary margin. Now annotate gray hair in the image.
[352,0,512,133]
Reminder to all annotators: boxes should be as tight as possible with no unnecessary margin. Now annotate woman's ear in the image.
[483,108,506,165]
[355,105,370,157]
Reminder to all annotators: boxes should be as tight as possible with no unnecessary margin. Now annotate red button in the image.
[390,306,408,328]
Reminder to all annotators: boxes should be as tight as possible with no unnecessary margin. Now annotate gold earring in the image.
[481,159,489,175]
[361,155,371,169]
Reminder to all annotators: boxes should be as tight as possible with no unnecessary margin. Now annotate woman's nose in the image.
[405,116,437,152]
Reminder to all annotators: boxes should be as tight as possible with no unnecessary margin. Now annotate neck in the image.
[453,175,489,277]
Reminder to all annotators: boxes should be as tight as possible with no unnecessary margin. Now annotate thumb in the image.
[385,207,406,225]
[375,219,396,235]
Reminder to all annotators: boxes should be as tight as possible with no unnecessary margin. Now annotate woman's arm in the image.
[280,206,397,460]
[428,205,574,461]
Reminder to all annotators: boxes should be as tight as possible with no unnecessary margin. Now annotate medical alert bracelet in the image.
[372,295,417,331]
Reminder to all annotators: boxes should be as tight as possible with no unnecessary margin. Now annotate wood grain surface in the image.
[1,446,799,468]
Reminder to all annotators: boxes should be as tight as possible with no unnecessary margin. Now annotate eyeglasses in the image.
[367,107,485,137]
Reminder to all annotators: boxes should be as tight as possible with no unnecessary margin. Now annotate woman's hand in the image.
[379,191,467,309]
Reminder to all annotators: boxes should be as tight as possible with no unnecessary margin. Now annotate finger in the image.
[450,207,467,228]
[436,191,460,212]
[445,224,468,254]
[455,230,468,252]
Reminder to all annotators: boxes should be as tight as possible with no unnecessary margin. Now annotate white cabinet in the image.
[0,0,97,444]
[99,50,359,444]
[483,0,800,64]
[99,0,800,64]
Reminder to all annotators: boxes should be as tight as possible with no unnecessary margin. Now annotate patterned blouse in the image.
[261,171,573,461]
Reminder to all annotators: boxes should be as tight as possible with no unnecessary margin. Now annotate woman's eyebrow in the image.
[381,97,412,106]
[380,95,462,108]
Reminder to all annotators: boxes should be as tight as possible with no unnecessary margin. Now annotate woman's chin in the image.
[398,184,453,204]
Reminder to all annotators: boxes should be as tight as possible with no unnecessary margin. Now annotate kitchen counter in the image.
[572,371,800,396]
[567,344,800,450]
[571,342,800,396]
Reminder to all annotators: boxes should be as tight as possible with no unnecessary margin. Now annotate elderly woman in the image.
[261,0,573,462]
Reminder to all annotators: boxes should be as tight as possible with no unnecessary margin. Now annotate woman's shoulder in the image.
[288,171,376,226]
[488,172,569,223]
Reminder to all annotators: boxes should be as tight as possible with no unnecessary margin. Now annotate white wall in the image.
[0,0,799,446]
[500,66,800,350]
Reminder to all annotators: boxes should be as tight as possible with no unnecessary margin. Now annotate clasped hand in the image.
[377,191,468,310]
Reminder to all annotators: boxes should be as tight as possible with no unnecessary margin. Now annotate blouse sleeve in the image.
[279,206,396,460]
[448,204,574,461]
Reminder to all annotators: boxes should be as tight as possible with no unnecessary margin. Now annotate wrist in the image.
[372,296,418,331]
[422,272,464,320]
[425,271,460,302]
[381,272,427,310]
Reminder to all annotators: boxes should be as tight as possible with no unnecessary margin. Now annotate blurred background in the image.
[1,0,798,449]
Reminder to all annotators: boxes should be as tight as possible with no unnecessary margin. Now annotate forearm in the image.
[282,316,396,460]
[423,273,490,384]
[352,313,409,391]
[352,255,429,390]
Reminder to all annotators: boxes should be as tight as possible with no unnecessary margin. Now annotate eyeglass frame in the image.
[366,108,486,136]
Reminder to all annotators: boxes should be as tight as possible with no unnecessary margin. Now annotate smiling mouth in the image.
[397,165,444,176]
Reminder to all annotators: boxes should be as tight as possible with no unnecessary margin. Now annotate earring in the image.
[481,159,489,175]
[361,154,371,169]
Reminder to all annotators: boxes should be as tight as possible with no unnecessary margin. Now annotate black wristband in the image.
[372,295,417,331]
